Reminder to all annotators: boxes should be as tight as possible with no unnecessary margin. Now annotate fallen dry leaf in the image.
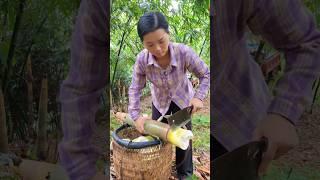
[115,112,127,122]
[197,165,210,174]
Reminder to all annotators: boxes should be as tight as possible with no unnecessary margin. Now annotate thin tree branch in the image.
[2,0,26,96]
[111,15,133,88]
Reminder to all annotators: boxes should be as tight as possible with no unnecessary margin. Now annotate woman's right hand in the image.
[134,116,150,133]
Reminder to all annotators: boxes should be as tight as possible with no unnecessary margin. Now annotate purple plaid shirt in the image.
[213,0,320,151]
[58,0,108,179]
[128,42,210,120]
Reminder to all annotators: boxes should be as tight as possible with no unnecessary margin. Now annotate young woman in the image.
[128,12,210,179]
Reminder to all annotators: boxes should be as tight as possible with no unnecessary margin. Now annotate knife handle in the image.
[188,105,194,114]
[259,136,268,153]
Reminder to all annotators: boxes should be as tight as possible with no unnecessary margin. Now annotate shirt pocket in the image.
[146,67,164,88]
[168,66,185,90]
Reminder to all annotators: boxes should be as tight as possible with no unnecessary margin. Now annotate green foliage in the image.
[263,164,320,180]
[110,115,122,132]
[192,114,210,151]
[110,0,210,105]
[0,0,79,142]
[96,159,106,172]
[304,0,320,26]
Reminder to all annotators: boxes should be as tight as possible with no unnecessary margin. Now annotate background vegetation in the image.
[110,0,210,112]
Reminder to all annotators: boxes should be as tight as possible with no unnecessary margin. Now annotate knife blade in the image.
[165,105,193,130]
[213,137,268,180]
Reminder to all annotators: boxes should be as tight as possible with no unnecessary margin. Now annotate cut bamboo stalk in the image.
[0,86,9,153]
[122,86,126,99]
[36,77,48,160]
[110,90,113,108]
[118,80,121,99]
[26,54,34,138]
[124,115,193,150]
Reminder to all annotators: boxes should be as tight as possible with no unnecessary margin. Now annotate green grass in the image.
[188,163,320,180]
[312,80,320,105]
[314,93,320,105]
[110,115,122,132]
[110,115,120,153]
[190,174,198,180]
[192,114,210,151]
[143,108,152,116]
[262,164,320,180]
[96,159,106,171]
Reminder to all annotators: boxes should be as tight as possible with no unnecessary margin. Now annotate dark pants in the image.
[211,135,228,160]
[152,102,193,178]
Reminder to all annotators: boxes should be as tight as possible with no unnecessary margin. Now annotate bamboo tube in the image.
[0,86,9,153]
[124,116,193,150]
[167,128,193,150]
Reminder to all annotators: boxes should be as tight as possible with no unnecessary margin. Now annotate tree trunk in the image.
[26,54,34,138]
[199,37,207,57]
[0,86,9,153]
[0,1,8,42]
[110,90,113,110]
[122,85,126,112]
[122,85,126,100]
[2,0,26,95]
[118,80,121,98]
[19,16,47,78]
[111,16,132,88]
[36,77,48,160]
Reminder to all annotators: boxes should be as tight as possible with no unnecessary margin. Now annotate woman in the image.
[128,12,210,179]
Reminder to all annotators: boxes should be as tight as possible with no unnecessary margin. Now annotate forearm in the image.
[128,55,146,121]
[194,68,210,101]
[267,35,320,124]
[247,0,320,124]
[184,45,210,100]
[265,5,320,124]
[128,84,144,121]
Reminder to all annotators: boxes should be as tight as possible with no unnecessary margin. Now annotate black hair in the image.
[137,12,169,41]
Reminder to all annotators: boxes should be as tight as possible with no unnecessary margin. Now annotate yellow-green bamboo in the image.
[124,116,193,150]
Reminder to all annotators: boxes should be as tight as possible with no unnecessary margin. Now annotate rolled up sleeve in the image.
[247,0,320,124]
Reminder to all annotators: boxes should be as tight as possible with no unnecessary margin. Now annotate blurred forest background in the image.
[0,0,319,179]
[110,0,210,112]
[0,0,81,163]
[110,0,210,179]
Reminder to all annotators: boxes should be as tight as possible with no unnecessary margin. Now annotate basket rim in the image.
[111,124,162,149]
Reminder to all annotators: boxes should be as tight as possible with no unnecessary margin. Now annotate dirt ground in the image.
[107,95,211,179]
[140,95,211,179]
[5,96,319,179]
[103,98,320,179]
[274,105,320,170]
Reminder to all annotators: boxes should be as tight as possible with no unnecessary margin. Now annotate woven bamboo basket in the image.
[112,124,173,180]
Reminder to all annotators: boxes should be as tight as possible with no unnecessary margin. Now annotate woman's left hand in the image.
[189,98,203,114]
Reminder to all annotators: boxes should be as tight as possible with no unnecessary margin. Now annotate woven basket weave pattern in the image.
[113,127,173,180]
